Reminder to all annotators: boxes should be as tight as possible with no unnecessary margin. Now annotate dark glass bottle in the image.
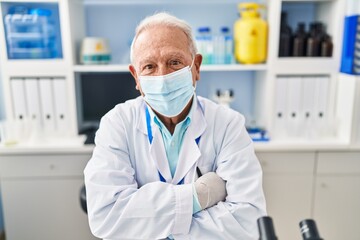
[292,22,307,57]
[321,34,333,57]
[307,22,325,57]
[279,12,292,57]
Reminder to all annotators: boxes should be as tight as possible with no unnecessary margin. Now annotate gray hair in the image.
[130,12,197,63]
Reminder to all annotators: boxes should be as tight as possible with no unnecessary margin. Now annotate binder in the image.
[286,76,302,138]
[39,78,56,134]
[24,78,42,125]
[301,76,316,139]
[314,76,330,138]
[10,78,27,121]
[52,78,68,133]
[274,76,288,139]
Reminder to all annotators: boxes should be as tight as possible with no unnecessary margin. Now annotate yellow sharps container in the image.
[234,3,268,64]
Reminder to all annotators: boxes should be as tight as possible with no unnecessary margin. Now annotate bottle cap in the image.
[198,27,210,33]
[221,27,229,33]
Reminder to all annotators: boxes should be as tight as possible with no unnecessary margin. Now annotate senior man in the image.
[84,12,266,240]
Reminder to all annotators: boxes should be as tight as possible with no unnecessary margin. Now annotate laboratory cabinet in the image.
[258,150,360,240]
[257,152,315,240]
[0,151,98,240]
[313,151,360,240]
[0,149,359,239]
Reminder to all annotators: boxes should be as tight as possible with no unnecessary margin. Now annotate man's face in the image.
[129,25,202,95]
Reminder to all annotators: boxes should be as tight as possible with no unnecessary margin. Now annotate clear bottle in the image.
[279,12,292,57]
[213,29,224,64]
[221,27,234,64]
[292,22,307,57]
[196,27,213,64]
[214,27,233,64]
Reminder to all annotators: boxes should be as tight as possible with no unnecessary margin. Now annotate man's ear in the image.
[129,64,140,90]
[194,54,203,81]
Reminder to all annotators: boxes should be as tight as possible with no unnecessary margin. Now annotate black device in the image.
[257,216,278,240]
[299,219,323,240]
[76,72,140,144]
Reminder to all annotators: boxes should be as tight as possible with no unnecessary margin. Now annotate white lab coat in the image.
[84,96,266,240]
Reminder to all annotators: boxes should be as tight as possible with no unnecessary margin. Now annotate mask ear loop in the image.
[189,55,196,70]
[189,57,197,90]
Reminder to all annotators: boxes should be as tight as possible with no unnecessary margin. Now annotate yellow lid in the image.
[238,2,264,18]
[238,2,261,10]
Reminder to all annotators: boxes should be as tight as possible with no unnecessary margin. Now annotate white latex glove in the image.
[194,172,227,210]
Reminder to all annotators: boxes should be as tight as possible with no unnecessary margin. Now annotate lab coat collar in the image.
[136,98,148,136]
[136,95,207,184]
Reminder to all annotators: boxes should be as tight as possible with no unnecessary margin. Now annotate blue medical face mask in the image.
[139,61,195,117]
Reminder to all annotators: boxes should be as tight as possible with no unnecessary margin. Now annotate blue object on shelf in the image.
[340,15,360,75]
[29,8,52,16]
[3,4,63,60]
[247,127,270,142]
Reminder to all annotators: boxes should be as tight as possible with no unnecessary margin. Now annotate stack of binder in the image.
[9,77,69,142]
[273,75,333,140]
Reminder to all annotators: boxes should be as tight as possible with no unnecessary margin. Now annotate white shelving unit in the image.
[0,0,356,148]
[0,0,84,141]
[73,63,268,72]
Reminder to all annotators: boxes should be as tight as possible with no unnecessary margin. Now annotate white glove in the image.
[194,172,227,210]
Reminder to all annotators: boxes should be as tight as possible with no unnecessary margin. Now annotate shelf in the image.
[254,139,353,152]
[83,0,258,5]
[3,59,69,76]
[273,57,338,75]
[282,0,333,2]
[2,139,359,155]
[73,64,268,73]
[201,64,268,71]
[73,64,129,73]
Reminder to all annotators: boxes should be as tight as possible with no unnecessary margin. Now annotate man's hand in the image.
[194,172,227,210]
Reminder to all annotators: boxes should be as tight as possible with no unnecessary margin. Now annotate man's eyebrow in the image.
[138,58,154,66]
[167,52,186,59]
[138,53,187,65]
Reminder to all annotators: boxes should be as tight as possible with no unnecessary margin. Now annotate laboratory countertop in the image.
[1,138,360,155]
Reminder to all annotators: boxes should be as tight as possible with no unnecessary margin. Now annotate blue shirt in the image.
[148,99,202,214]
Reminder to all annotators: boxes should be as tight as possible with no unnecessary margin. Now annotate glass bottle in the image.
[292,22,307,57]
[307,22,324,57]
[279,12,292,57]
[321,34,333,57]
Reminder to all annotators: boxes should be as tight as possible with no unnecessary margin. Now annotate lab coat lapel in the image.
[172,98,207,184]
[149,119,173,183]
[136,100,148,135]
[137,101,172,183]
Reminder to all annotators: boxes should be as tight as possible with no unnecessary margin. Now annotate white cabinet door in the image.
[313,151,360,240]
[313,176,360,240]
[257,152,315,240]
[1,178,97,240]
[0,153,98,240]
